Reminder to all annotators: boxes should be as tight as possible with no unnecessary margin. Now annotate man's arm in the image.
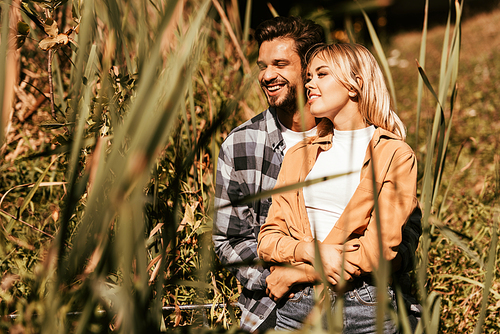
[212,144,268,291]
[393,206,422,274]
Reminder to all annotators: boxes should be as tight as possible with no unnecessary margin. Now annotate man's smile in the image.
[262,79,287,96]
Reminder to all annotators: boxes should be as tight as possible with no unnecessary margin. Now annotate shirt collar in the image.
[266,107,286,154]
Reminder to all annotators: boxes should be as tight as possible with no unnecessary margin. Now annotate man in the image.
[213,16,421,333]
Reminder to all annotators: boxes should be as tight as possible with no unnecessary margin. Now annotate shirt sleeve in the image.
[212,143,268,291]
[396,205,422,274]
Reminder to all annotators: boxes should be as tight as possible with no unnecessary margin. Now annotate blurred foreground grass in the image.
[0,0,498,333]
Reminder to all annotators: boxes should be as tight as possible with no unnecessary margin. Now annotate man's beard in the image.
[267,84,297,113]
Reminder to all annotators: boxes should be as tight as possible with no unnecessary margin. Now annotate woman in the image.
[257,43,418,332]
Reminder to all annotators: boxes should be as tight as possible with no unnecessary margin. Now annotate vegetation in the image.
[0,0,498,333]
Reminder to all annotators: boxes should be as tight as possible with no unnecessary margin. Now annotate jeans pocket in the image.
[276,287,314,330]
[287,287,307,303]
[350,283,377,306]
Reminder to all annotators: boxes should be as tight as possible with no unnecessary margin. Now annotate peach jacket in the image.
[257,122,418,274]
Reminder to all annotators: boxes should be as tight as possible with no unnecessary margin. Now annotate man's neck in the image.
[276,105,317,132]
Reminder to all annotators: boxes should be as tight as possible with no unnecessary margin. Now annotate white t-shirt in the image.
[277,118,317,156]
[304,125,375,241]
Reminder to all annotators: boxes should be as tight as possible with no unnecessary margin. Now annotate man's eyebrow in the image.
[273,58,291,64]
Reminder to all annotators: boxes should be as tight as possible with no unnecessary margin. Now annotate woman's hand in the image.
[318,244,359,285]
[295,241,360,285]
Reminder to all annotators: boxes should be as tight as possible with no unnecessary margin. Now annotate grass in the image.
[0,0,498,333]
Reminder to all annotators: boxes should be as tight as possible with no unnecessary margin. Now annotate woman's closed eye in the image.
[317,71,328,78]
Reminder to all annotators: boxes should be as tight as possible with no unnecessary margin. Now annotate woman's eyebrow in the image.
[315,65,329,72]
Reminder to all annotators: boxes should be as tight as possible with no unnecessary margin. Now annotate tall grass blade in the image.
[344,16,356,44]
[435,222,484,268]
[243,0,252,46]
[437,137,473,217]
[415,0,429,148]
[0,0,13,144]
[101,0,136,73]
[52,54,67,114]
[395,285,413,334]
[218,170,357,209]
[17,155,61,218]
[473,215,499,334]
[56,38,98,286]
[431,1,462,206]
[189,79,197,153]
[431,84,457,206]
[438,274,500,300]
[267,2,279,17]
[417,126,435,333]
[429,293,442,334]
[361,8,397,111]
[416,62,446,114]
[55,0,98,283]
[438,2,452,97]
[367,145,389,334]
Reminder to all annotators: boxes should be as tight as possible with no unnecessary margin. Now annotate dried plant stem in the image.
[211,0,251,74]
[0,208,54,238]
[48,49,56,120]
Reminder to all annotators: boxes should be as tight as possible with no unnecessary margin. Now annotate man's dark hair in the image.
[254,16,326,69]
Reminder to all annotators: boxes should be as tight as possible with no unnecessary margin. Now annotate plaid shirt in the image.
[213,107,283,332]
[213,107,422,332]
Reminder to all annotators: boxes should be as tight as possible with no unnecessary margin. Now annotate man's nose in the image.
[261,66,278,83]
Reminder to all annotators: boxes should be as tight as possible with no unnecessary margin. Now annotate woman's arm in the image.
[342,147,418,274]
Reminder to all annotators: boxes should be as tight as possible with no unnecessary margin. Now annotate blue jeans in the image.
[275,281,398,333]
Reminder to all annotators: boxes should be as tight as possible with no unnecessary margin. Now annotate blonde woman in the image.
[257,43,418,333]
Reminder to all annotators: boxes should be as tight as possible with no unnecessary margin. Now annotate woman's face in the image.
[305,56,359,128]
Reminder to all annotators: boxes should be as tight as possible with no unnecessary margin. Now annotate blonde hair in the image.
[307,43,406,140]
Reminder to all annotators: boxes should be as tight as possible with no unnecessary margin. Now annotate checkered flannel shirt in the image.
[213,107,422,332]
[213,107,284,332]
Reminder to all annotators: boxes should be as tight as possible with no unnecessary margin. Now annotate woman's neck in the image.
[330,105,367,131]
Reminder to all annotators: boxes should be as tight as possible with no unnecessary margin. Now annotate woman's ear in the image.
[356,76,363,90]
[348,91,357,98]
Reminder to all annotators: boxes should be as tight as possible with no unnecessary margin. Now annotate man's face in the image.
[257,38,303,113]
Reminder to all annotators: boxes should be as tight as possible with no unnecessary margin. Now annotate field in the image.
[0,0,499,333]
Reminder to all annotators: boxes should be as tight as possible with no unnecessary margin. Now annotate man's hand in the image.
[265,266,301,302]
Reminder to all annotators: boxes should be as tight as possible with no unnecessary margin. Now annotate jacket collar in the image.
[312,122,402,148]
[311,122,403,168]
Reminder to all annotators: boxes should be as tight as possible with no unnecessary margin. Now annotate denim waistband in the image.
[291,275,376,294]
